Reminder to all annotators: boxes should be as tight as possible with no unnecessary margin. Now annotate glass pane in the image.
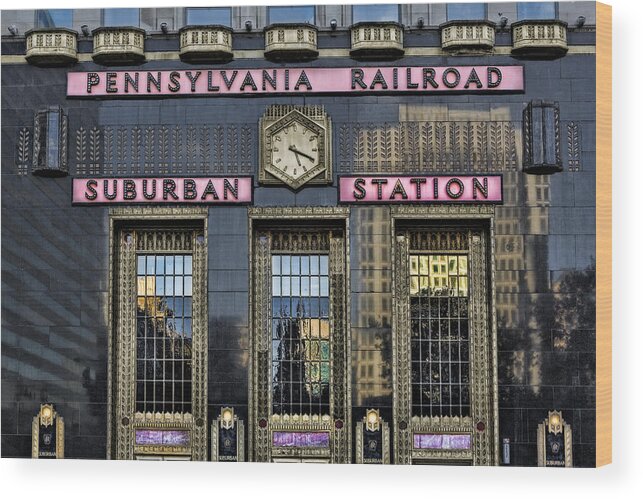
[517,2,556,20]
[410,247,470,418]
[447,3,486,20]
[136,252,194,414]
[37,9,73,28]
[185,7,231,26]
[268,6,315,24]
[353,4,399,22]
[271,251,330,417]
[104,8,140,27]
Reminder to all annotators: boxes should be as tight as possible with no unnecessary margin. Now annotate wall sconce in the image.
[330,19,337,30]
[32,106,69,177]
[522,100,562,174]
[8,25,18,36]
[81,24,90,36]
[576,15,586,28]
[499,16,508,28]
[417,17,424,29]
[160,22,168,34]
[245,20,252,32]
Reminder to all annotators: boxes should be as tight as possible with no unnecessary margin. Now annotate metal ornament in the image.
[211,407,245,462]
[32,403,65,459]
[356,409,390,464]
[537,410,573,467]
[259,105,332,189]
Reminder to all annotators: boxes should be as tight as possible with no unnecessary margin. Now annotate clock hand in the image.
[288,145,315,162]
[293,150,302,167]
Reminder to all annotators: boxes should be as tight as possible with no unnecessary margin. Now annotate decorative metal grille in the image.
[271,254,331,416]
[136,254,194,414]
[410,254,470,417]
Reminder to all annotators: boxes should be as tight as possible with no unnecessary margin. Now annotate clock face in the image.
[263,109,328,189]
[271,120,320,181]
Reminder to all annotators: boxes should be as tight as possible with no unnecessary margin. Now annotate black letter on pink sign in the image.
[351,69,367,89]
[353,178,366,200]
[201,180,219,200]
[125,73,139,93]
[371,178,388,200]
[85,180,98,200]
[163,179,179,200]
[446,178,465,199]
[184,179,197,200]
[410,178,426,199]
[143,179,156,199]
[147,72,162,93]
[123,179,136,200]
[223,179,238,200]
[87,73,100,93]
[464,68,483,89]
[104,180,117,200]
[487,67,502,88]
[186,71,201,92]
[106,73,118,93]
[389,179,408,200]
[473,177,489,199]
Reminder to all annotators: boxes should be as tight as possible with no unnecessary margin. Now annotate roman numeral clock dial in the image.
[260,106,332,190]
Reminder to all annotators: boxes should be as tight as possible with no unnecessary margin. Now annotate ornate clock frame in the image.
[259,105,333,189]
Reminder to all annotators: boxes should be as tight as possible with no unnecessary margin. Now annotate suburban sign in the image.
[67,66,524,97]
[338,175,503,203]
[72,177,253,205]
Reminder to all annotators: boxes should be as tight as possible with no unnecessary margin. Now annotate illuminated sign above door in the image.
[67,66,524,97]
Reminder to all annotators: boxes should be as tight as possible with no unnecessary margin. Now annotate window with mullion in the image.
[185,7,232,26]
[517,2,557,20]
[446,3,487,21]
[409,253,470,417]
[271,253,330,416]
[136,253,193,414]
[352,4,400,23]
[36,9,73,28]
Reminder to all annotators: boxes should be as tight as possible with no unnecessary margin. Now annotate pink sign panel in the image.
[413,433,472,450]
[339,175,503,204]
[72,177,252,205]
[67,66,524,97]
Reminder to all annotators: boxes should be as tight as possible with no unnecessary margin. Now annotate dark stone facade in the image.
[1,22,596,465]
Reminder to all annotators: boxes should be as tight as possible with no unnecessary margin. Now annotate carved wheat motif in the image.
[199,125,210,174]
[103,127,114,175]
[186,126,197,174]
[338,123,351,172]
[567,121,581,172]
[212,125,224,173]
[16,127,30,175]
[158,126,169,174]
[131,126,142,174]
[171,126,182,174]
[240,125,253,173]
[144,126,155,174]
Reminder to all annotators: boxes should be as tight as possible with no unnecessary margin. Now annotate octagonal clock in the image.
[259,105,332,189]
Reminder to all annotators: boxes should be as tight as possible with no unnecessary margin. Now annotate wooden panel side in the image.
[596,1,612,468]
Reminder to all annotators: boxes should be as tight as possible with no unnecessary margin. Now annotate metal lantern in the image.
[522,100,562,174]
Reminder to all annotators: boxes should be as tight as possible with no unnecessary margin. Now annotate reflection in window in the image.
[268,6,315,24]
[352,4,400,22]
[446,3,486,21]
[517,2,556,20]
[37,9,73,28]
[136,254,193,413]
[104,8,140,27]
[185,7,232,26]
[410,254,470,417]
[271,254,330,416]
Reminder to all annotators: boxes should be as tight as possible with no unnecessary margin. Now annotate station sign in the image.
[67,66,524,97]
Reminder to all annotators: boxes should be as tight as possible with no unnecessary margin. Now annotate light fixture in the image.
[576,15,586,28]
[160,22,168,34]
[222,408,233,423]
[81,24,90,36]
[330,19,337,30]
[499,16,508,28]
[417,17,424,28]
[8,25,18,36]
[245,20,252,31]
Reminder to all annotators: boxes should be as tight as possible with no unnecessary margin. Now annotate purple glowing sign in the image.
[135,429,190,446]
[272,431,330,448]
[413,433,471,450]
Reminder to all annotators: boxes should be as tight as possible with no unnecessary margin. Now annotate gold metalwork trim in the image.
[391,204,498,466]
[107,206,208,461]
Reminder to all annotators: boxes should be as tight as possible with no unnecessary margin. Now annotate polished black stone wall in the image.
[1,37,596,465]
